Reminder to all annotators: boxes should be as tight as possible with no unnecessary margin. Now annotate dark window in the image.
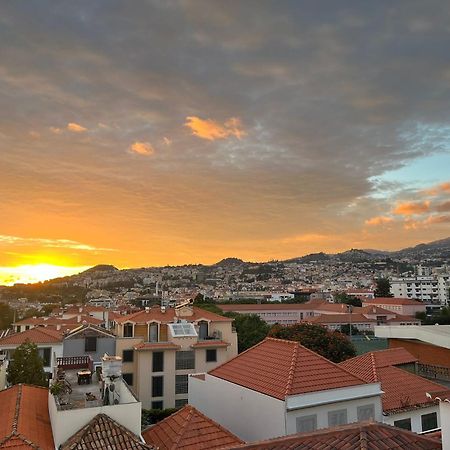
[175,374,188,394]
[296,415,317,433]
[123,323,133,337]
[421,412,438,431]
[394,418,412,431]
[122,350,134,363]
[25,325,30,330]
[175,351,195,370]
[206,349,217,362]
[153,352,164,372]
[39,348,51,367]
[175,398,188,408]
[149,323,159,342]
[152,376,163,397]
[152,401,163,410]
[357,404,375,421]
[122,373,133,386]
[198,321,208,339]
[328,409,347,427]
[84,337,97,352]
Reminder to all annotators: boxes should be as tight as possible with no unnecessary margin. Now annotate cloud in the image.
[393,201,430,216]
[49,126,63,134]
[435,200,450,212]
[424,215,450,225]
[67,122,87,132]
[129,141,155,156]
[365,216,394,226]
[185,116,246,141]
[0,234,115,252]
[424,181,450,196]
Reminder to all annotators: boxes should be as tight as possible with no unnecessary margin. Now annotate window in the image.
[152,376,163,397]
[175,398,188,408]
[175,374,188,394]
[152,401,163,410]
[149,323,159,342]
[394,418,412,430]
[25,325,30,330]
[122,350,134,363]
[296,415,317,433]
[84,337,97,352]
[169,323,197,337]
[122,373,133,386]
[123,323,133,337]
[328,409,347,427]
[153,352,164,372]
[357,404,375,422]
[39,348,51,367]
[176,351,195,370]
[421,412,438,431]
[206,349,217,362]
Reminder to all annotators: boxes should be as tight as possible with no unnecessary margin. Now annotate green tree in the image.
[225,313,270,352]
[268,322,356,363]
[334,293,362,307]
[374,278,393,297]
[340,324,360,335]
[0,303,15,330]
[7,340,48,387]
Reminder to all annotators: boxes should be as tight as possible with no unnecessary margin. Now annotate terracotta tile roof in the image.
[209,337,367,400]
[191,340,230,348]
[15,315,104,327]
[60,414,153,450]
[0,327,63,346]
[386,314,420,323]
[364,297,424,305]
[359,305,395,315]
[308,313,376,324]
[228,421,441,449]
[142,405,244,450]
[116,306,232,324]
[339,349,448,413]
[134,342,181,351]
[0,384,54,450]
[218,304,314,312]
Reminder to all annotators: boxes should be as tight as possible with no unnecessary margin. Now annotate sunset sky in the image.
[1,1,450,284]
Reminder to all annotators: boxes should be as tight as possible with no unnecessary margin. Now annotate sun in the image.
[0,264,90,286]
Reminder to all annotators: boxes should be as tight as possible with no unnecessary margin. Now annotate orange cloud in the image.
[129,141,155,156]
[393,201,430,216]
[185,116,246,140]
[435,200,450,212]
[424,215,450,225]
[365,216,393,226]
[50,126,63,134]
[67,122,87,132]
[424,181,450,196]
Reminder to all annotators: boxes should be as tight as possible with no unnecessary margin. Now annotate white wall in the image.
[48,391,142,448]
[440,402,450,450]
[189,374,285,442]
[382,404,440,433]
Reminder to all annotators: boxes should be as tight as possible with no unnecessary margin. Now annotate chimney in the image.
[145,307,150,313]
[160,306,166,313]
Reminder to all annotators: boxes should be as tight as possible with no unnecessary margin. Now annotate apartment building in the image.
[115,303,237,409]
[390,276,450,305]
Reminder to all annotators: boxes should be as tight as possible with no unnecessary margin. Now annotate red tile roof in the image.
[191,340,230,348]
[364,297,424,305]
[142,405,244,450]
[339,349,449,413]
[228,421,441,449]
[134,342,181,351]
[116,306,232,324]
[0,327,63,346]
[218,304,314,312]
[0,384,54,450]
[60,414,153,450]
[209,338,367,400]
[15,315,104,327]
[308,313,376,324]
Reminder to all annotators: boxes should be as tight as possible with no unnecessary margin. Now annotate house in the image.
[142,404,244,449]
[428,392,450,450]
[226,421,442,449]
[189,337,383,442]
[339,348,450,433]
[363,297,427,316]
[0,327,64,375]
[375,325,450,377]
[115,303,238,409]
[63,323,116,364]
[13,314,104,333]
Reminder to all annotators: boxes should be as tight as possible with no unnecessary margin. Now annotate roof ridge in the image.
[359,424,369,450]
[12,383,22,434]
[369,353,379,382]
[285,342,298,397]
[171,405,194,450]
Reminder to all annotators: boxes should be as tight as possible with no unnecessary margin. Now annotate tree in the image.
[224,313,270,352]
[7,340,48,387]
[340,324,360,335]
[374,278,393,297]
[334,293,362,307]
[268,322,356,363]
[0,303,14,330]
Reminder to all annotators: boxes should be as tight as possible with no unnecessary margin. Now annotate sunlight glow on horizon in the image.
[0,264,91,286]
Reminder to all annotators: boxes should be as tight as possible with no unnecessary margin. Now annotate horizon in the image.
[1,2,450,285]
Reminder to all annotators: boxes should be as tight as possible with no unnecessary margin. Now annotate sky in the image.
[1,1,450,284]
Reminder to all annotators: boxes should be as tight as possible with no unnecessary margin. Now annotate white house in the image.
[189,337,383,442]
